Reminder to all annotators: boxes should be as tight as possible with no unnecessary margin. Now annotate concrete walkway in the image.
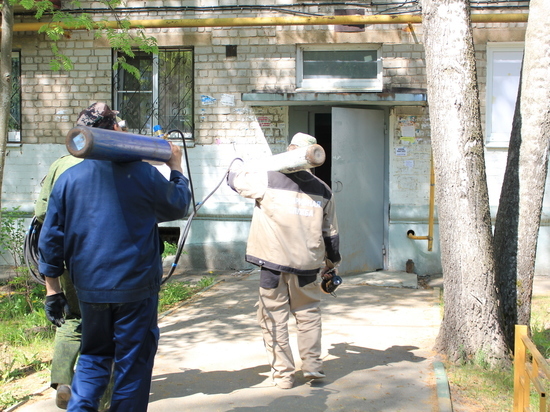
[13,270,444,412]
[10,272,550,412]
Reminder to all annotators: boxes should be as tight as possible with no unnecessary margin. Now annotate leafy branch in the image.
[15,0,158,78]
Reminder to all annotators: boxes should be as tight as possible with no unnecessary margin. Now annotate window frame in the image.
[296,44,383,92]
[485,42,524,148]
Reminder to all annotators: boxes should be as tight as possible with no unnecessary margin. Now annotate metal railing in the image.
[514,324,550,411]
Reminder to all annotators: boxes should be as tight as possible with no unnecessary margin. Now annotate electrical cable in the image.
[160,129,243,284]
[165,129,197,215]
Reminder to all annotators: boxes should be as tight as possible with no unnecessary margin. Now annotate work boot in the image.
[303,370,326,380]
[55,384,72,409]
[274,377,294,389]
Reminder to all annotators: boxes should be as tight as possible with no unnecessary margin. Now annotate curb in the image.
[433,361,453,412]
[5,385,51,412]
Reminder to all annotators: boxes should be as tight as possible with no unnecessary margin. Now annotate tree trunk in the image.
[421,0,509,366]
[494,0,550,349]
[0,1,15,210]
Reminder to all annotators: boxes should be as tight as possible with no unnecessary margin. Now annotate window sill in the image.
[485,141,510,149]
[295,87,383,93]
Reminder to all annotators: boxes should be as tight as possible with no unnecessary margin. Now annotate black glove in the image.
[44,292,71,327]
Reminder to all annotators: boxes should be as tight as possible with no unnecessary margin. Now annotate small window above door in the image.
[296,45,382,92]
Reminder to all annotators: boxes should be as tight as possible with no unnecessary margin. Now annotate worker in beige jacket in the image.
[227,132,341,389]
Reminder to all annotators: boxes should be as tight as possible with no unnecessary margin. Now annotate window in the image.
[114,48,194,140]
[9,51,21,143]
[485,43,523,146]
[297,45,382,92]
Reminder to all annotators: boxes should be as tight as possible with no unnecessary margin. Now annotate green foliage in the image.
[15,0,158,77]
[531,296,550,359]
[1,350,49,384]
[16,0,57,19]
[445,361,514,411]
[0,274,53,409]
[446,295,550,410]
[162,241,178,258]
[472,349,491,370]
[196,276,215,289]
[0,391,19,410]
[0,274,50,329]
[0,271,214,409]
[0,207,27,268]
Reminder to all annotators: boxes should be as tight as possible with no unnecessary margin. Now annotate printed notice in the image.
[257,116,272,127]
[220,94,235,106]
[401,125,416,137]
[395,147,408,156]
[400,125,417,143]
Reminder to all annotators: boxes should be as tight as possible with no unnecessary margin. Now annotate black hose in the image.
[161,151,243,284]
[23,216,45,285]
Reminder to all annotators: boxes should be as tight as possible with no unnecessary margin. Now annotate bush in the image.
[0,207,27,268]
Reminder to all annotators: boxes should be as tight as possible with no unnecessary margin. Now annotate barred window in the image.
[9,51,21,143]
[113,48,194,140]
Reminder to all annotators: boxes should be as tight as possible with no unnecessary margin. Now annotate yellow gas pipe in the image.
[407,153,435,251]
[6,13,529,32]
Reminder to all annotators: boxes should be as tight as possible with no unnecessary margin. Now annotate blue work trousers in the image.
[68,294,159,412]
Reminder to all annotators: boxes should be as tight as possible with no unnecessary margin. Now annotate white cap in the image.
[290,132,317,147]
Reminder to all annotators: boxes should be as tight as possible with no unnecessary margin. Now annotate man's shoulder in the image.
[49,155,83,170]
[272,170,332,198]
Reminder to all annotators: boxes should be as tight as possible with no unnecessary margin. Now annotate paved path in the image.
[8,271,550,412]
[15,271,444,412]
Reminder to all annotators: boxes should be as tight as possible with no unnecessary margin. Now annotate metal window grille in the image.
[9,51,21,143]
[113,48,194,140]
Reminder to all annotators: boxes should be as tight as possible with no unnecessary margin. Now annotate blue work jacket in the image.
[38,159,191,304]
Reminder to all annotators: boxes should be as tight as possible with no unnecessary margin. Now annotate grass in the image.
[0,258,216,411]
[445,294,550,412]
[159,276,215,312]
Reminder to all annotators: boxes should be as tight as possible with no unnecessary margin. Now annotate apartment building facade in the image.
[3,0,542,276]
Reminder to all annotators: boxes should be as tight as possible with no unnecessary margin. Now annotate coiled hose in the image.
[24,216,44,285]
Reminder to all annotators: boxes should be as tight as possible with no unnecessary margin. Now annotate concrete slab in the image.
[345,270,418,289]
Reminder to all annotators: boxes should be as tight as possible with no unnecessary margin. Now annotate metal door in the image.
[332,107,386,274]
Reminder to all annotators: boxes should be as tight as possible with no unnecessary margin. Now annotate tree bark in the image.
[0,1,15,211]
[494,0,550,349]
[421,0,509,365]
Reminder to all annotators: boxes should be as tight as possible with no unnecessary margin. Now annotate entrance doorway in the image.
[288,106,387,274]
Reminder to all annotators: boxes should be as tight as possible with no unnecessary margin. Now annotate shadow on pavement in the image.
[150,342,426,401]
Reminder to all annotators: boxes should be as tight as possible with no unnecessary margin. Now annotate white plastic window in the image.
[485,43,523,147]
[297,45,382,92]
